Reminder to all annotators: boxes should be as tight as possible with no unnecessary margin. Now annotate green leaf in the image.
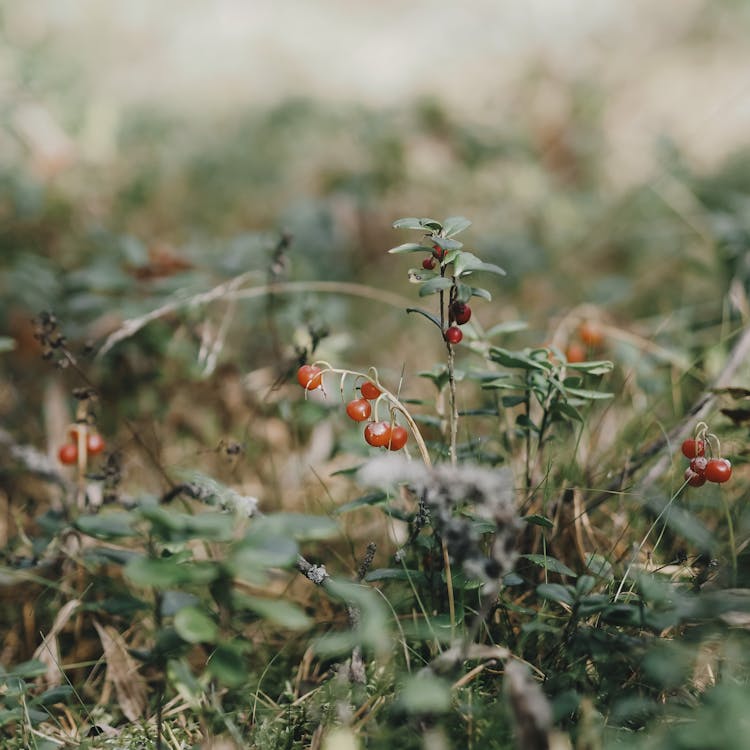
[125,556,220,588]
[389,242,429,254]
[34,686,73,706]
[336,491,388,515]
[564,387,613,400]
[454,282,473,303]
[406,307,443,330]
[566,360,614,375]
[418,277,454,297]
[365,568,427,584]
[521,554,577,577]
[75,512,137,539]
[392,217,442,231]
[6,659,47,679]
[443,216,472,237]
[419,365,450,390]
[208,643,247,687]
[552,401,583,422]
[432,236,462,251]
[523,514,553,528]
[486,321,528,337]
[516,414,538,432]
[537,583,575,606]
[454,251,506,278]
[471,287,492,301]
[138,504,235,542]
[230,533,298,571]
[490,347,548,371]
[234,595,311,629]
[502,395,526,407]
[407,268,438,283]
[585,553,614,580]
[316,580,390,655]
[168,658,203,708]
[251,513,338,541]
[397,675,452,714]
[174,606,218,644]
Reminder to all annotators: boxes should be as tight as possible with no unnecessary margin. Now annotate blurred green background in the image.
[2,0,750,444]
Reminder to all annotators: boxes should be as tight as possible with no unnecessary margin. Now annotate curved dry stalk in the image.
[97,278,415,359]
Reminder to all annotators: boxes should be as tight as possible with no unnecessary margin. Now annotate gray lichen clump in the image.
[358,457,520,585]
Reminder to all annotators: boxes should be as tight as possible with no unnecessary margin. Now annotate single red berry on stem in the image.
[432,244,445,260]
[684,467,706,487]
[681,439,705,459]
[297,364,323,390]
[388,425,408,451]
[346,398,372,422]
[452,302,472,325]
[86,433,106,455]
[364,421,392,448]
[705,458,732,484]
[445,326,463,344]
[422,257,436,270]
[690,456,708,476]
[360,381,381,400]
[58,443,78,465]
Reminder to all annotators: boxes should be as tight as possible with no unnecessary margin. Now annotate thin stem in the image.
[613,481,687,602]
[447,344,458,467]
[721,491,737,587]
[441,539,457,640]
[523,375,532,493]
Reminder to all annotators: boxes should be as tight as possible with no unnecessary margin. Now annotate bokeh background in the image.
[3,0,750,473]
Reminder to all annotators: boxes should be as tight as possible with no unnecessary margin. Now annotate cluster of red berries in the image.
[297,366,409,450]
[566,321,605,364]
[681,437,732,487]
[58,425,106,465]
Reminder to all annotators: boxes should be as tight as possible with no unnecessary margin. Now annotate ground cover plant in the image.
[2,192,750,750]
[3,11,750,742]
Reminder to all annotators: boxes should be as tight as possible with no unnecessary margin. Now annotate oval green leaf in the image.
[174,606,218,644]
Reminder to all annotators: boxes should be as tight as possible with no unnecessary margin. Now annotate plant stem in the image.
[523,375,532,492]
[721,491,737,587]
[447,344,458,467]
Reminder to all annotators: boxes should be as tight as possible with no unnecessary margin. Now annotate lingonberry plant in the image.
[389,215,506,464]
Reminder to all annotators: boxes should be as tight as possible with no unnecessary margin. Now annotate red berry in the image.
[445,326,463,344]
[690,456,708,476]
[579,321,604,348]
[388,425,408,451]
[681,439,705,459]
[452,302,472,325]
[433,244,445,260]
[87,433,106,455]
[364,421,392,448]
[705,458,732,484]
[565,342,586,363]
[684,467,706,487]
[346,398,372,422]
[58,443,78,465]
[360,381,381,400]
[297,364,323,390]
[422,257,436,270]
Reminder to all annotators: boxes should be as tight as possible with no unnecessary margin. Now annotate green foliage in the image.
[2,45,750,747]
